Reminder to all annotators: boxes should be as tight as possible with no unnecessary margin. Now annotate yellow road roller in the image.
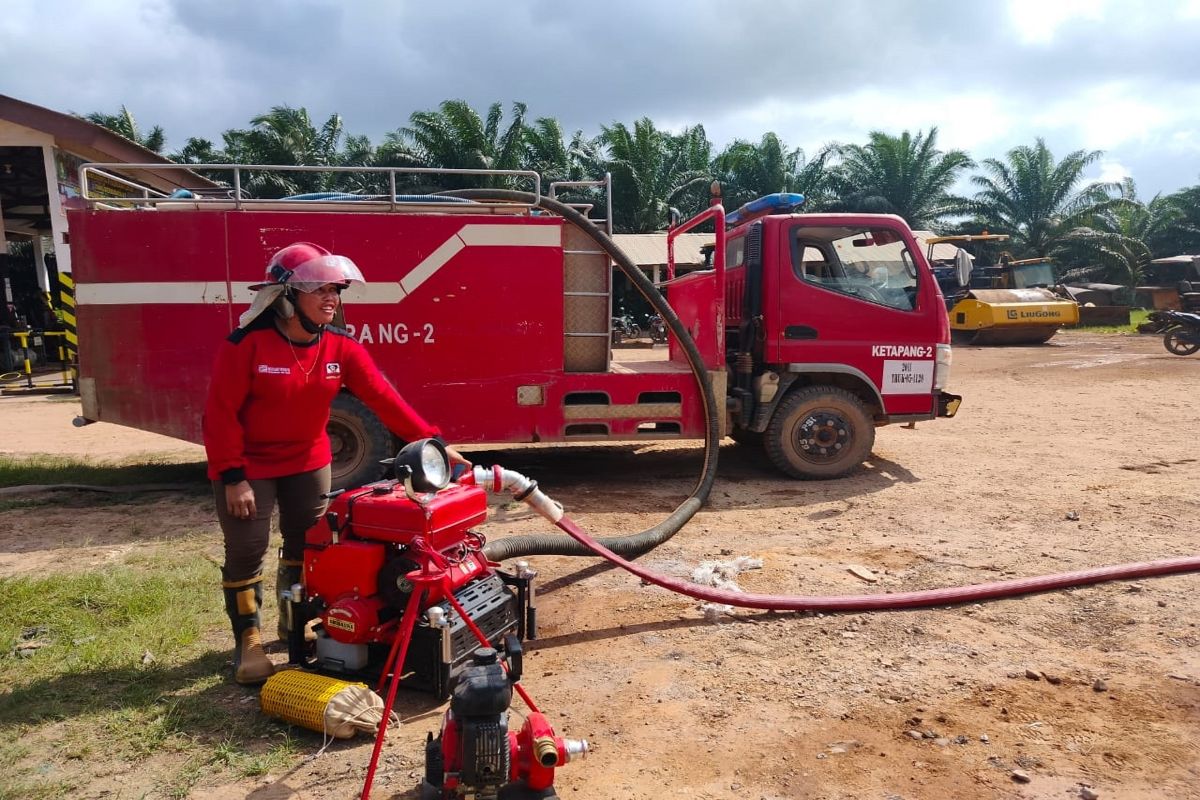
[927,235,1080,345]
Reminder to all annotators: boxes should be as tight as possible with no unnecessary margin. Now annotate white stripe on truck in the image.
[76,282,253,304]
[74,223,561,305]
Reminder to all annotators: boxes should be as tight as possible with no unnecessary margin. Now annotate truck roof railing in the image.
[78,163,544,212]
[549,174,612,236]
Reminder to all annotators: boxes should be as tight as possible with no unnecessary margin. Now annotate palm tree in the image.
[79,105,166,153]
[598,118,712,233]
[711,133,838,211]
[1067,179,1200,288]
[524,117,601,186]
[828,128,973,228]
[219,106,349,197]
[970,138,1118,258]
[168,106,376,197]
[520,118,614,220]
[169,137,223,165]
[382,100,529,190]
[1160,182,1200,255]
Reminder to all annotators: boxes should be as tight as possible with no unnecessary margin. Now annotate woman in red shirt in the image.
[203,242,466,684]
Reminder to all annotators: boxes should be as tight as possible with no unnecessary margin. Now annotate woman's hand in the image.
[225,481,256,520]
[445,446,472,472]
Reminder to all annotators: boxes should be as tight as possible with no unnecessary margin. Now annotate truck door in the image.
[770,222,941,416]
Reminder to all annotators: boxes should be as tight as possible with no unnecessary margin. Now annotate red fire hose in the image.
[554,515,1200,611]
[477,466,1200,611]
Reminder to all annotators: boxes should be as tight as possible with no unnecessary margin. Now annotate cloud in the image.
[1095,157,1132,185]
[1007,0,1107,45]
[2,0,1198,196]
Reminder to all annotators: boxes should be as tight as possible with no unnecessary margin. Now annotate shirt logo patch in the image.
[257,365,291,375]
[325,362,341,375]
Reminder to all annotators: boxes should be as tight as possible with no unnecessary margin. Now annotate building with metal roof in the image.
[0,93,215,320]
[610,233,712,283]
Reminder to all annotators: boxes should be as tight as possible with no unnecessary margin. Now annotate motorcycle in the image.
[1156,309,1200,356]
[610,314,642,344]
[647,314,668,344]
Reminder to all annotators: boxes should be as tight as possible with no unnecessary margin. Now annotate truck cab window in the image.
[725,237,745,269]
[790,228,918,311]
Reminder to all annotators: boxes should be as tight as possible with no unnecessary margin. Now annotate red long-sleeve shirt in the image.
[203,325,438,481]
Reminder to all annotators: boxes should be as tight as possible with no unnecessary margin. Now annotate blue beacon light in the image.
[725,193,806,226]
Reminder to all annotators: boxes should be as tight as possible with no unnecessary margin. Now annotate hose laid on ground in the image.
[441,189,721,562]
[553,514,1200,611]
[482,466,1200,611]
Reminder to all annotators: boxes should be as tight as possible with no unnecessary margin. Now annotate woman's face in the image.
[295,283,342,325]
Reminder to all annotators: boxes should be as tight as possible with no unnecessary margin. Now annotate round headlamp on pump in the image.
[390,438,451,494]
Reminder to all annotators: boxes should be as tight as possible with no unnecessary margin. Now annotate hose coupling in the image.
[534,736,559,767]
[471,466,564,523]
[563,738,589,761]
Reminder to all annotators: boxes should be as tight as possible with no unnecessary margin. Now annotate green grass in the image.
[0,453,208,488]
[1075,307,1152,334]
[0,555,310,797]
[211,732,303,777]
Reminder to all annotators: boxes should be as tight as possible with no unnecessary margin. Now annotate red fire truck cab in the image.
[66,166,958,485]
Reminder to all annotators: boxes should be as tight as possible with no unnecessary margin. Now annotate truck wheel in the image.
[327,393,391,489]
[765,386,874,479]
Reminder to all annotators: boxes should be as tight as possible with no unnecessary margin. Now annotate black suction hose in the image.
[439,189,721,561]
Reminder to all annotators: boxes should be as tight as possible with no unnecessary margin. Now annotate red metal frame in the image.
[666,204,725,283]
[362,559,438,800]
[360,535,550,800]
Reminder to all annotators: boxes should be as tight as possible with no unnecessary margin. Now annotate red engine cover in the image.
[323,596,388,644]
[317,483,488,548]
[305,540,387,600]
[304,483,496,641]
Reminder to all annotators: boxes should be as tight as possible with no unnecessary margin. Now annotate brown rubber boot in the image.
[222,576,275,685]
[276,558,304,640]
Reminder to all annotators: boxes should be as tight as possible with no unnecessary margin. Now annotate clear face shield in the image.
[241,251,366,328]
[275,255,365,294]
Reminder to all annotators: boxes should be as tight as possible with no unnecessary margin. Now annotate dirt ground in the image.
[3,330,1199,800]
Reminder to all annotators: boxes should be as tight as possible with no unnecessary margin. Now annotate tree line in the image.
[83,101,1200,288]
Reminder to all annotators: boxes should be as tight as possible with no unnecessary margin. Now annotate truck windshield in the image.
[1010,262,1057,288]
[792,227,918,311]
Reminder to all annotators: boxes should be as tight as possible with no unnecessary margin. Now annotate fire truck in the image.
[66,165,959,486]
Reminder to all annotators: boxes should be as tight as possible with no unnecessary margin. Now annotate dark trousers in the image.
[213,465,330,582]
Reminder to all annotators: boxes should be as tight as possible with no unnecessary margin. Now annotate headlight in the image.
[393,438,450,492]
[934,343,952,391]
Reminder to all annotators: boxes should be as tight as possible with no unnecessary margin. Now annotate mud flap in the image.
[937,391,962,417]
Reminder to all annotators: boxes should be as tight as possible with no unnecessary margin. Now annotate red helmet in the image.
[250,242,365,292]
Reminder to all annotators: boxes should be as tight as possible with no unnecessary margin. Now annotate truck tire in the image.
[327,393,391,489]
[765,386,874,480]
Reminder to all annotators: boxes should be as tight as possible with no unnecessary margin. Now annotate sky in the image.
[3,0,1200,198]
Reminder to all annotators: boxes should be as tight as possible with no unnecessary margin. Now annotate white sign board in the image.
[882,359,934,394]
